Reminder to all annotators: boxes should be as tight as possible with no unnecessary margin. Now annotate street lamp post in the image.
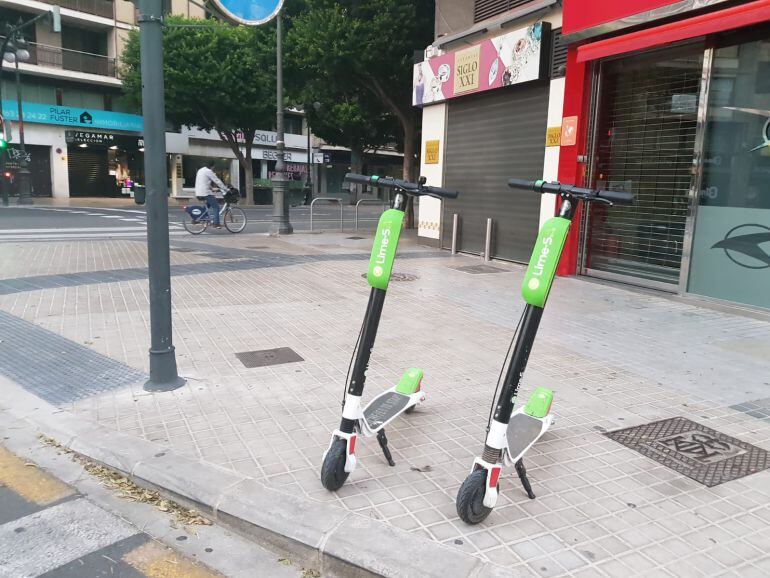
[270,10,292,234]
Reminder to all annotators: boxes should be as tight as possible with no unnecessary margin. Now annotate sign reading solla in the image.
[210,0,284,25]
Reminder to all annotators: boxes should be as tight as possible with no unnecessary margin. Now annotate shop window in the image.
[688,38,770,309]
[284,114,304,135]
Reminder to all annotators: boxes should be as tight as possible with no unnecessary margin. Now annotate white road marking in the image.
[0,498,137,578]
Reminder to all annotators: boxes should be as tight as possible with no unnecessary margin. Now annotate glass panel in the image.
[688,39,770,309]
[587,46,703,285]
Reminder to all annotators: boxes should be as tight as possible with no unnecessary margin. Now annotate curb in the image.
[0,377,517,578]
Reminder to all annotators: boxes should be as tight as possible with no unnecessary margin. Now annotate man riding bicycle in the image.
[195,160,228,228]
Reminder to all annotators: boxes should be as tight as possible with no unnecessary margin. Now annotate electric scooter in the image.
[455,178,634,524]
[321,173,459,491]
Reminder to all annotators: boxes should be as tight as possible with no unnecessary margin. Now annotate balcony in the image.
[41,0,114,19]
[27,42,117,78]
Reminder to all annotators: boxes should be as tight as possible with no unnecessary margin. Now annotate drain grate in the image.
[235,347,304,368]
[346,236,365,240]
[730,397,770,422]
[451,264,506,274]
[171,247,196,253]
[605,417,770,487]
[360,272,418,282]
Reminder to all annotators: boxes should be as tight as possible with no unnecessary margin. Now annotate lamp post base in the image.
[144,346,185,392]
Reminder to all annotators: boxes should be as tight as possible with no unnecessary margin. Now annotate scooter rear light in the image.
[183,205,188,211]
[415,378,422,392]
[348,435,357,455]
[489,466,502,488]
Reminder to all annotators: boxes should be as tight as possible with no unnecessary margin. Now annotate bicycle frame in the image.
[195,201,230,222]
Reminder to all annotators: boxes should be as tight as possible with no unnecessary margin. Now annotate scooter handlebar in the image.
[507,178,635,205]
[344,173,459,199]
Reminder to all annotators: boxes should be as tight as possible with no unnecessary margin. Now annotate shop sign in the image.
[2,101,143,132]
[413,22,549,107]
[425,140,440,164]
[561,116,578,146]
[65,130,144,149]
[545,127,561,147]
[262,150,295,161]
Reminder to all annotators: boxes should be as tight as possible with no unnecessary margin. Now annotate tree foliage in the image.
[287,0,435,184]
[121,16,276,203]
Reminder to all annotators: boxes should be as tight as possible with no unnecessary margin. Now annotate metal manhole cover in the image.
[360,273,418,282]
[451,265,506,274]
[235,347,304,368]
[605,417,770,487]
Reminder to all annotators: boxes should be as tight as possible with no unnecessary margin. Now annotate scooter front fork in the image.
[469,420,508,508]
[324,430,358,474]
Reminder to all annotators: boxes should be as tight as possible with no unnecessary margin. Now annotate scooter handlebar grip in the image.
[344,173,376,185]
[424,186,459,199]
[597,190,635,205]
[507,178,537,192]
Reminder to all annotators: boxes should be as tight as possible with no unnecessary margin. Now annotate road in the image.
[0,442,318,578]
[0,203,385,242]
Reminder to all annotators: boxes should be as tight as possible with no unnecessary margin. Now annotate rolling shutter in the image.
[441,83,549,262]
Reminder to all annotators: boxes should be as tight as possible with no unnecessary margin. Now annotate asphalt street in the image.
[0,202,385,241]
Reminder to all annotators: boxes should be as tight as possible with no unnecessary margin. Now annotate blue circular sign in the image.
[210,0,284,25]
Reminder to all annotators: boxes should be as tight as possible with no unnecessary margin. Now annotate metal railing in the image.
[310,197,343,232]
[27,42,117,77]
[41,0,114,19]
[355,199,387,231]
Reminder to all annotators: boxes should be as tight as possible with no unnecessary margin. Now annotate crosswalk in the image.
[1,206,186,242]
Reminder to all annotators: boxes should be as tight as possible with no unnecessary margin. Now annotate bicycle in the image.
[183,186,247,234]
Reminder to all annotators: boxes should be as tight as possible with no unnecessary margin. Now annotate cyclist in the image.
[195,160,228,228]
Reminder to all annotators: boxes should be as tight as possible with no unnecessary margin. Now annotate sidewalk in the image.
[0,230,768,577]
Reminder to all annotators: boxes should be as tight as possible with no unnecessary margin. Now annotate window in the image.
[56,88,63,106]
[104,94,112,111]
[284,114,304,135]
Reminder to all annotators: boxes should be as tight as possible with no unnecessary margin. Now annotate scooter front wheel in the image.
[321,438,349,491]
[456,469,493,524]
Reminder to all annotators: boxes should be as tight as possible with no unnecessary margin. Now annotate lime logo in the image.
[373,265,384,277]
[711,224,770,269]
[528,278,540,290]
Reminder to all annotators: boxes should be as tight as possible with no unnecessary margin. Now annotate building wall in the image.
[417,104,447,242]
[435,0,475,37]
[115,1,136,25]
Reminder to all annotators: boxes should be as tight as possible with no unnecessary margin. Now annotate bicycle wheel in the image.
[183,214,208,235]
[223,207,247,233]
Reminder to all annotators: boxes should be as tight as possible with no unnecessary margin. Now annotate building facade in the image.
[415,0,566,259]
[559,0,770,310]
[0,0,318,202]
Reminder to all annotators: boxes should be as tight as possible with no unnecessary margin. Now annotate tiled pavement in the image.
[0,231,769,577]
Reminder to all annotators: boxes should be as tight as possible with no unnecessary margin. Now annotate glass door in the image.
[584,46,704,288]
[687,37,770,309]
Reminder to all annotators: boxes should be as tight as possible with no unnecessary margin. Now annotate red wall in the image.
[563,0,680,35]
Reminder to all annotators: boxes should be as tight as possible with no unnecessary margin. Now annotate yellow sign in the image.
[425,140,440,164]
[546,127,561,147]
[454,45,481,95]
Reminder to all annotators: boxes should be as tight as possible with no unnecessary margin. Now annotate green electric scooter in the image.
[321,173,459,491]
[456,178,634,524]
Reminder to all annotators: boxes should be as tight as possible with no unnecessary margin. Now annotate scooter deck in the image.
[362,391,410,431]
[506,412,548,462]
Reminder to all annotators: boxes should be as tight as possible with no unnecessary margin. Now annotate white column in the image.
[540,76,566,227]
[417,103,447,242]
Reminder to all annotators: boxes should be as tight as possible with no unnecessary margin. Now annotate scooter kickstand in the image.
[377,429,396,466]
[515,458,536,499]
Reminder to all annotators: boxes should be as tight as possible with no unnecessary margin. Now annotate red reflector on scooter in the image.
[348,435,357,454]
[489,466,501,488]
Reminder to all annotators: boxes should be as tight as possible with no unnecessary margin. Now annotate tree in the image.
[288,0,435,193]
[121,16,276,204]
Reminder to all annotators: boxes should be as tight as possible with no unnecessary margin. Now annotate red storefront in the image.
[558,0,770,310]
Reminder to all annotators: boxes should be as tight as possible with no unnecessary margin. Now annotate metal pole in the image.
[451,213,459,254]
[484,217,493,262]
[138,0,184,392]
[0,35,8,207]
[14,58,31,205]
[304,121,311,205]
[270,11,292,234]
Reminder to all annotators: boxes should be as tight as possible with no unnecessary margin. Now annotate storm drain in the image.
[605,417,770,487]
[346,236,365,240]
[235,347,304,368]
[171,247,196,253]
[360,273,418,282]
[451,264,506,274]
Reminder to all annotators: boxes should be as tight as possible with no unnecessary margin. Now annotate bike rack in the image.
[355,199,387,231]
[310,197,344,232]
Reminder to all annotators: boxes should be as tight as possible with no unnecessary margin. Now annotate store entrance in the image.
[583,46,704,288]
[68,148,109,198]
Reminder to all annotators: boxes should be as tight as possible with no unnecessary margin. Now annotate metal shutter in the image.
[441,83,549,262]
[550,28,567,78]
[474,0,533,23]
[68,149,109,197]
[586,48,702,286]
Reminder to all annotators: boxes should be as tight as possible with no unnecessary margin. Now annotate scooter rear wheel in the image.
[456,469,493,524]
[321,438,349,491]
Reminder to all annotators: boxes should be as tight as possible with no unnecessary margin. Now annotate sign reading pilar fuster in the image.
[210,0,284,25]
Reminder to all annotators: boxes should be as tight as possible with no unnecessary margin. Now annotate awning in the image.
[576,0,770,62]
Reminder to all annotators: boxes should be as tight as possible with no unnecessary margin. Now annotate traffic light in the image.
[0,115,6,151]
[0,139,7,151]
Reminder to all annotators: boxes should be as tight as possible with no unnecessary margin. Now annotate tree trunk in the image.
[219,130,255,204]
[402,116,417,228]
[243,160,254,205]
